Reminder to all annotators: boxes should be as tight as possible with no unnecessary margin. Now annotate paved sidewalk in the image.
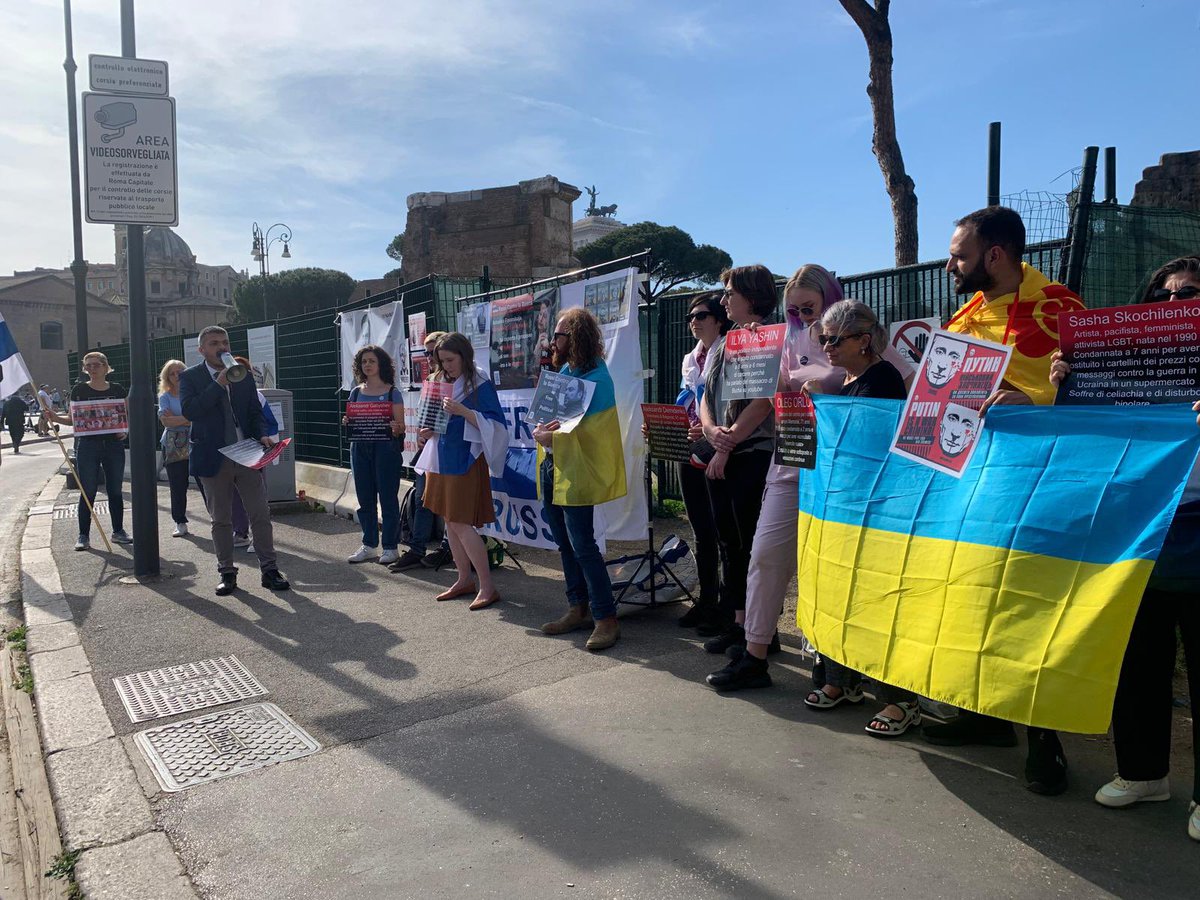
[26,475,1200,898]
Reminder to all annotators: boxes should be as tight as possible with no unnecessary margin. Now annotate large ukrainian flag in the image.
[797,396,1200,733]
[540,359,627,507]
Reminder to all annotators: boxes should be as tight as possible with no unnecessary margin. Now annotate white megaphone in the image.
[219,352,248,383]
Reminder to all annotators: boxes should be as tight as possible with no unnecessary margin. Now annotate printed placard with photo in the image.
[525,370,595,433]
[889,329,1011,477]
[489,293,540,390]
[70,398,128,436]
[583,272,631,330]
[417,381,452,434]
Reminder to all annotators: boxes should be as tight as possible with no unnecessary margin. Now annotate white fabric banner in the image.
[338,300,407,390]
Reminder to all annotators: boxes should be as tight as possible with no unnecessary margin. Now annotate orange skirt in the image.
[423,456,496,527]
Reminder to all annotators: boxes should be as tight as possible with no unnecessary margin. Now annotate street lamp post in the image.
[250,221,292,320]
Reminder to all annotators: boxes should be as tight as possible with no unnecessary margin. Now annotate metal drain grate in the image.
[134,702,320,792]
[47,501,108,519]
[113,655,268,723]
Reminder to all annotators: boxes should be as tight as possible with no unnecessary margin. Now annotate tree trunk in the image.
[838,0,919,266]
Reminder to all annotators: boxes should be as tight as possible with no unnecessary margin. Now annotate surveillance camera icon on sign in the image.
[94,101,138,142]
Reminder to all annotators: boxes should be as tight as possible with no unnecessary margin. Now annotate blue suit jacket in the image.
[179,362,265,478]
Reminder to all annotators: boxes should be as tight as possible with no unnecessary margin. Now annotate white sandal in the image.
[804,685,864,710]
[865,702,921,738]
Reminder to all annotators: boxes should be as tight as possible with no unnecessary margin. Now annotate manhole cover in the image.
[134,702,319,792]
[113,655,268,723]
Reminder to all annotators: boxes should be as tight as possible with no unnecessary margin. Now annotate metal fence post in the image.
[1064,146,1100,296]
[987,122,1001,207]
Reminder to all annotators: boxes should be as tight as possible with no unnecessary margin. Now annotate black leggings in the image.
[704,448,772,619]
[678,462,722,608]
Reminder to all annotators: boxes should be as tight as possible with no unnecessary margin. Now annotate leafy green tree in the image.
[575,222,732,297]
[232,267,357,323]
[386,233,404,264]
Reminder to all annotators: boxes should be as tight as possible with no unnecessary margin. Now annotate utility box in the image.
[260,388,296,502]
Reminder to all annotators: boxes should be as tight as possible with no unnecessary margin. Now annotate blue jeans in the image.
[407,471,450,553]
[76,437,125,537]
[540,456,615,620]
[352,440,403,549]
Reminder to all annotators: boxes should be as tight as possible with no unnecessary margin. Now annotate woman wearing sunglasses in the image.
[1051,256,1200,840]
[803,301,922,738]
[706,264,845,689]
[697,265,779,653]
[672,292,732,630]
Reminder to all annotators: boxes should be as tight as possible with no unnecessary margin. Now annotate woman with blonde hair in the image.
[414,332,508,609]
[45,352,131,550]
[158,359,199,537]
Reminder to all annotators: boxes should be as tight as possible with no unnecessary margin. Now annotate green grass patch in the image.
[16,662,32,694]
[2,625,27,652]
[47,848,83,899]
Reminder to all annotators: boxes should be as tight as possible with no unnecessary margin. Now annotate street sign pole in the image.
[62,0,89,356]
[120,0,159,577]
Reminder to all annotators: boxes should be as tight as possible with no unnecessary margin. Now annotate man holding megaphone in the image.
[180,325,290,596]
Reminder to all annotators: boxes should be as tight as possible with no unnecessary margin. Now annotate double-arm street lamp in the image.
[250,221,292,320]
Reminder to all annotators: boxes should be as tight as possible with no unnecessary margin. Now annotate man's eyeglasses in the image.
[553,331,569,340]
[684,311,712,323]
[1150,285,1200,302]
[817,332,865,347]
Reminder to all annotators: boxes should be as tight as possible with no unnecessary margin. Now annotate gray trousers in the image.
[200,458,277,575]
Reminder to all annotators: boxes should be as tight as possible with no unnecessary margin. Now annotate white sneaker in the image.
[1094,775,1170,808]
[379,549,400,565]
[74,535,89,551]
[1189,801,1199,842]
[232,533,251,548]
[172,522,188,537]
[347,545,379,564]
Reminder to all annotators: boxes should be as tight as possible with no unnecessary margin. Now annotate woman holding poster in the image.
[697,265,777,655]
[45,351,132,550]
[802,301,920,738]
[706,264,844,691]
[343,345,405,566]
[414,333,508,609]
[158,359,201,537]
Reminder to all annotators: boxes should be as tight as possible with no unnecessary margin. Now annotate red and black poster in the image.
[1056,300,1200,405]
[345,400,394,442]
[640,403,691,463]
[718,323,787,405]
[890,330,1011,477]
[773,391,816,469]
[489,293,541,390]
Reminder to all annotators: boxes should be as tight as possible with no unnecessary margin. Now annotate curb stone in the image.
[19,476,199,899]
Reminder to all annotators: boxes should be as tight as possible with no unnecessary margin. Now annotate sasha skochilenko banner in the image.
[796,396,1200,733]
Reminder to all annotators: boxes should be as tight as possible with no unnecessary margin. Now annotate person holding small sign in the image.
[343,345,405,565]
[697,265,777,654]
[414,333,508,609]
[706,263,843,690]
[158,359,201,537]
[45,351,132,550]
[1050,256,1200,840]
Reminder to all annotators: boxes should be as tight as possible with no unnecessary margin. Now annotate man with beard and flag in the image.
[922,205,1085,794]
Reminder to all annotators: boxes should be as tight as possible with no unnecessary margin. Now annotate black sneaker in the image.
[923,712,1018,748]
[725,631,782,658]
[706,652,772,691]
[695,615,734,637]
[703,624,745,655]
[421,546,454,570]
[1025,730,1069,796]
[388,548,427,571]
[678,603,716,628]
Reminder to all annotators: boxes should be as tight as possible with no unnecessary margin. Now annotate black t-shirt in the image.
[839,361,906,400]
[71,382,128,402]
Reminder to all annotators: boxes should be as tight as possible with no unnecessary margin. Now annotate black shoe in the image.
[923,712,1018,748]
[215,574,237,596]
[261,569,290,591]
[388,548,427,571]
[707,651,772,691]
[421,547,454,570]
[704,624,745,655]
[768,632,781,655]
[1025,731,1069,796]
[725,631,783,659]
[695,615,733,637]
[678,603,716,628]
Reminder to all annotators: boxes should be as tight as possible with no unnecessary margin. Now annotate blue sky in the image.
[1,0,1195,284]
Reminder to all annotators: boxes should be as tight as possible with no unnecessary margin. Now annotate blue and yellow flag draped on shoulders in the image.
[797,396,1200,733]
[538,360,627,507]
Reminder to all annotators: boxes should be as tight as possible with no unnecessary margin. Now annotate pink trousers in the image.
[742,470,799,646]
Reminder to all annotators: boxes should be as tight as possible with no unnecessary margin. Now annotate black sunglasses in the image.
[817,332,865,347]
[1150,286,1200,302]
[685,311,712,323]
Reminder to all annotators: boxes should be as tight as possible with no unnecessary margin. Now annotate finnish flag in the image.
[0,312,35,399]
